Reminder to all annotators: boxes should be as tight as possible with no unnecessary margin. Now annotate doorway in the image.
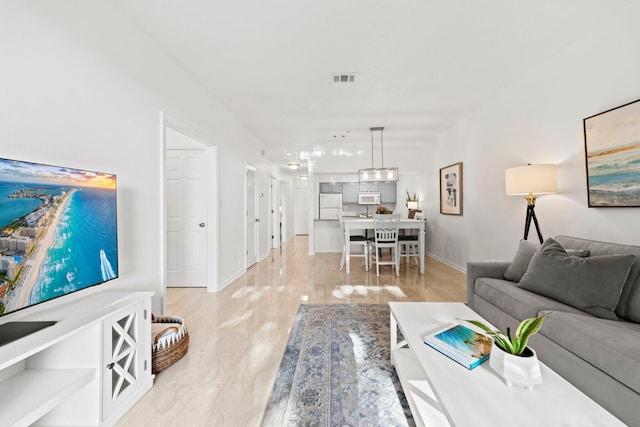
[246,164,258,268]
[162,119,218,293]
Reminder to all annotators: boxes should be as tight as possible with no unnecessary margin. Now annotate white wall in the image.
[294,179,310,235]
[0,1,289,313]
[426,2,640,270]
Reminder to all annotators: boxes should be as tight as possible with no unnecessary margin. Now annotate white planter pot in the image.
[489,341,542,390]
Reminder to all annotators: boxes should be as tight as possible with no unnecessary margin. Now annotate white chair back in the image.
[373,214,400,243]
[370,214,401,276]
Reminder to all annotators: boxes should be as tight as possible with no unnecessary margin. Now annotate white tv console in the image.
[0,291,154,427]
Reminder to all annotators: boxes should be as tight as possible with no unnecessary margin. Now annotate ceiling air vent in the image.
[332,73,356,83]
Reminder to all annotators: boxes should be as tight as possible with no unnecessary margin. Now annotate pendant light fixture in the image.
[358,127,399,182]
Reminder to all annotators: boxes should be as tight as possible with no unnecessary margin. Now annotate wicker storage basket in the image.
[151,315,189,374]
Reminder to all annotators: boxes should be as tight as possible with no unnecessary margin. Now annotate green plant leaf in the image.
[463,319,497,335]
[513,316,544,355]
[461,318,540,355]
[493,335,515,353]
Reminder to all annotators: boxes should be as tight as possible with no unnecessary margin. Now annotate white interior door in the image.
[246,166,258,268]
[165,148,208,287]
[270,176,279,249]
[279,180,286,243]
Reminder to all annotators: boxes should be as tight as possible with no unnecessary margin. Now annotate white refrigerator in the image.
[319,193,342,219]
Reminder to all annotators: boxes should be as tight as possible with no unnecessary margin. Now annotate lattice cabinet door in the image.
[102,301,149,420]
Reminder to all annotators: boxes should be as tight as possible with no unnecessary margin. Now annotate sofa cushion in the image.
[518,239,635,320]
[504,240,539,282]
[503,239,589,282]
[555,235,640,323]
[474,277,586,321]
[539,310,640,394]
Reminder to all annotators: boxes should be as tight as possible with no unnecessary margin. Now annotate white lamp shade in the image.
[505,164,557,195]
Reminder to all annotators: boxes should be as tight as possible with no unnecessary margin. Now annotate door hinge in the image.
[144,309,147,320]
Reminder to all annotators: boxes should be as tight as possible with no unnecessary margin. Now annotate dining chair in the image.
[369,213,401,276]
[338,211,368,272]
[398,212,424,267]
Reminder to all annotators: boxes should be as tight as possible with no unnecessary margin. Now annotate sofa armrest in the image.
[466,261,511,309]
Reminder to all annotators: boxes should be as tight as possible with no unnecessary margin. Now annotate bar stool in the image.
[338,212,368,271]
[398,212,424,267]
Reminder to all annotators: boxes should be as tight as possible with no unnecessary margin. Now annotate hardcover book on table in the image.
[423,324,492,370]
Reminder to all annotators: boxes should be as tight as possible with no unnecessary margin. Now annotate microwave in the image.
[358,192,381,205]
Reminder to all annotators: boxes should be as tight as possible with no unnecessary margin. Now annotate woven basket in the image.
[151,315,189,374]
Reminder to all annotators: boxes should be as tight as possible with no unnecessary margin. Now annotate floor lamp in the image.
[505,164,557,244]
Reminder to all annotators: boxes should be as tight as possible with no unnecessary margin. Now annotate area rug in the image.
[260,304,414,427]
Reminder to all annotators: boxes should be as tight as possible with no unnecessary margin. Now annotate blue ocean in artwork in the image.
[29,188,118,305]
[0,183,44,227]
[587,143,640,206]
[588,169,640,190]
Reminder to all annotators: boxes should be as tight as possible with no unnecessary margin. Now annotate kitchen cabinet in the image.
[359,182,379,192]
[320,181,394,203]
[380,182,396,203]
[319,182,343,194]
[342,182,358,203]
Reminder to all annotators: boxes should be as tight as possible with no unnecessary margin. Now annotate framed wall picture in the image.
[440,162,463,215]
[584,98,640,207]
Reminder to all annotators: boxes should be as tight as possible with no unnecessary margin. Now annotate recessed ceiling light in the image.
[332,130,351,138]
[288,162,300,170]
[331,73,356,83]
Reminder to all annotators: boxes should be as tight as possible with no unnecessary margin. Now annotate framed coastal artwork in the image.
[440,162,463,215]
[584,98,640,207]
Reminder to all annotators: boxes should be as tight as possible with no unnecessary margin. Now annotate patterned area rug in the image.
[260,304,414,427]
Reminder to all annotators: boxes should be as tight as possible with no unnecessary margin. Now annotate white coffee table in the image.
[389,302,625,427]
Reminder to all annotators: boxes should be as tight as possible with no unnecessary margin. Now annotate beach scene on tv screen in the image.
[0,158,118,316]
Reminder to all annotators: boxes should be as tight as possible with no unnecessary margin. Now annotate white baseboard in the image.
[217,268,246,292]
[426,252,466,273]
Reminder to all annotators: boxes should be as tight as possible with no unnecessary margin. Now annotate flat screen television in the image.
[0,157,117,341]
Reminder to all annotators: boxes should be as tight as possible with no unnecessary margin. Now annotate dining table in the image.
[342,217,426,274]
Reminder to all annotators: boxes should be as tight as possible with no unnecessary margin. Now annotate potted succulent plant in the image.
[405,189,418,209]
[464,316,545,389]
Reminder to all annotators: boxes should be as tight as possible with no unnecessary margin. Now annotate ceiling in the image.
[111,0,618,175]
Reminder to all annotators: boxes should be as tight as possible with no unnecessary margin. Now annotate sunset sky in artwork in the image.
[0,158,116,189]
[585,101,640,154]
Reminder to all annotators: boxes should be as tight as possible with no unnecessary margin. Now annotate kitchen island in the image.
[314,217,368,253]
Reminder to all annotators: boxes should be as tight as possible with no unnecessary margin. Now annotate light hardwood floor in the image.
[116,235,466,427]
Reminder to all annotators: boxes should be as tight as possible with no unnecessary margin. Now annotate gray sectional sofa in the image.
[467,235,640,426]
